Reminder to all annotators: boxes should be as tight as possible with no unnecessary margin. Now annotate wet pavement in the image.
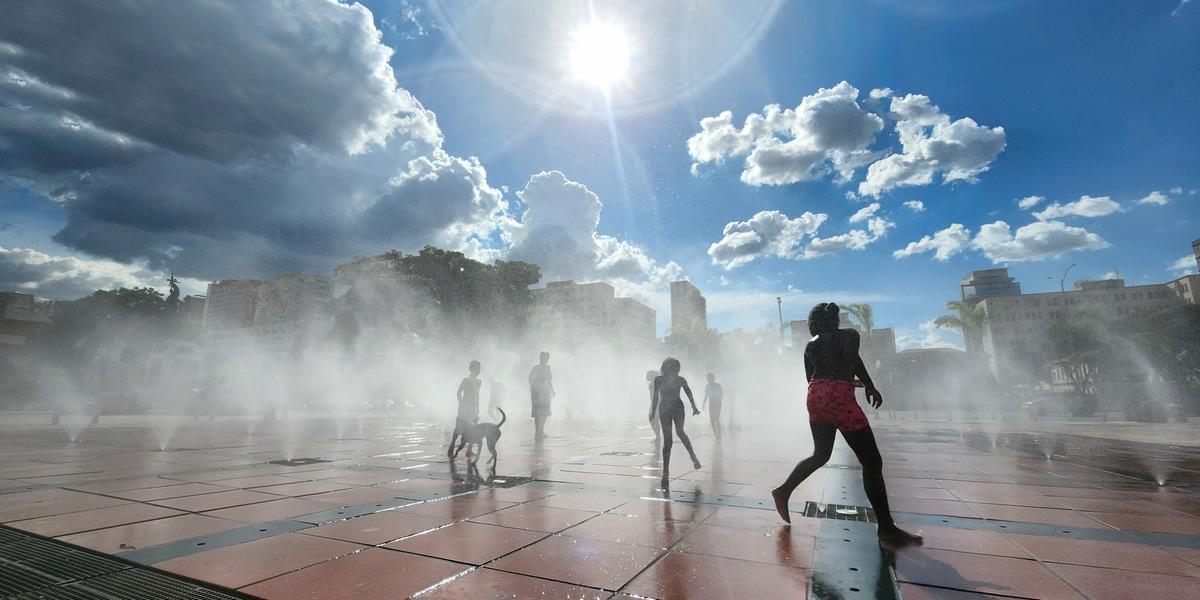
[1,414,1199,599]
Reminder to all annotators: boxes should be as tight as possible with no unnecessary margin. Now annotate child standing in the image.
[449,361,483,458]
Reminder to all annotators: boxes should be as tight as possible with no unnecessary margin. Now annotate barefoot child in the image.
[449,360,482,458]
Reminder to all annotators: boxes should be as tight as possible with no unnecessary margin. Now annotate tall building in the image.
[670,280,707,336]
[531,281,656,346]
[1193,239,1200,272]
[0,292,53,347]
[202,279,262,330]
[960,269,1021,303]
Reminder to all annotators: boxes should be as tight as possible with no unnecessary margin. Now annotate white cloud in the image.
[0,245,204,300]
[972,220,1109,262]
[869,88,893,100]
[688,81,884,186]
[1137,191,1170,206]
[902,200,925,212]
[1169,187,1184,195]
[1171,0,1192,17]
[1017,195,1044,210]
[1169,255,1198,276]
[801,217,893,259]
[1032,195,1122,220]
[707,210,827,269]
[858,94,1006,197]
[896,320,963,351]
[893,223,971,261]
[504,171,680,291]
[849,202,881,223]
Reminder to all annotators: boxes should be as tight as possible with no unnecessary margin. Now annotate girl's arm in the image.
[846,330,883,408]
[682,379,700,415]
[804,352,814,383]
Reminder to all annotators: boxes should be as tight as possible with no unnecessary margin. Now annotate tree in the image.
[934,300,988,353]
[844,303,875,356]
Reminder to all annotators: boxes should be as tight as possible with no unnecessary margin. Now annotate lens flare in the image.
[568,21,630,88]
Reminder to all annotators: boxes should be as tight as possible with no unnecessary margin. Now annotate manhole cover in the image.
[803,502,876,523]
[268,458,332,467]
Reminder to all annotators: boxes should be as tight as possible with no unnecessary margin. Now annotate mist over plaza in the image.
[1,2,1199,600]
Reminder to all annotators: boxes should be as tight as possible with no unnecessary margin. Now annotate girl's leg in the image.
[659,411,673,487]
[673,410,701,469]
[771,421,836,522]
[711,402,722,440]
[841,426,922,545]
[651,411,662,440]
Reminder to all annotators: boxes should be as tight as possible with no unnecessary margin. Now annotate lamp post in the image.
[776,296,784,351]
[1056,264,1079,402]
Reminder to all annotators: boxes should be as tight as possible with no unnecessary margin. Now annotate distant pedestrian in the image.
[449,360,482,458]
[703,372,724,441]
[529,352,554,440]
[651,357,702,489]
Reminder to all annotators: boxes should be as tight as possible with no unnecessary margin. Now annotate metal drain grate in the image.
[0,561,60,597]
[268,457,331,466]
[0,526,27,545]
[3,538,128,581]
[71,568,246,599]
[803,502,877,523]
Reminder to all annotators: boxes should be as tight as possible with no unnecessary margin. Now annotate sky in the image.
[1,0,1198,349]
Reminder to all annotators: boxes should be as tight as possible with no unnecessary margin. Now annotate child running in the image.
[771,303,922,549]
[651,357,702,489]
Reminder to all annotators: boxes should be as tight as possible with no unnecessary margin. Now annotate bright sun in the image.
[568,22,630,88]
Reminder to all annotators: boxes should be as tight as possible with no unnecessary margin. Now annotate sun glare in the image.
[568,21,630,88]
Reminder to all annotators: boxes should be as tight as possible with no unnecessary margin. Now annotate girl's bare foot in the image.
[770,488,791,523]
[692,458,702,470]
[877,526,923,549]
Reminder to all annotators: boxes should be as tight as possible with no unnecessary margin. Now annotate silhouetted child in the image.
[703,372,723,441]
[449,360,482,458]
[651,357,701,489]
[646,369,661,441]
[529,351,554,440]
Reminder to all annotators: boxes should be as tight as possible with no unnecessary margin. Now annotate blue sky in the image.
[1,0,1198,348]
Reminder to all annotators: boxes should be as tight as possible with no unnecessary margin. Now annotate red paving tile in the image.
[625,550,809,600]
[201,497,338,523]
[397,495,516,520]
[0,491,130,522]
[897,582,1020,599]
[489,534,662,591]
[679,523,815,569]
[241,547,467,599]
[323,472,414,486]
[303,486,411,507]
[251,480,355,497]
[467,485,558,503]
[611,498,717,522]
[1006,533,1200,577]
[1085,511,1200,534]
[150,489,282,512]
[418,567,609,599]
[967,504,1104,528]
[1162,545,1200,568]
[704,507,819,533]
[1046,562,1200,600]
[67,477,193,493]
[385,521,547,565]
[58,513,243,553]
[889,498,982,519]
[948,490,1068,509]
[155,533,363,589]
[9,503,183,537]
[303,511,451,545]
[1050,496,1185,515]
[910,525,1030,559]
[469,503,596,532]
[109,482,233,502]
[562,513,692,549]
[527,492,629,512]
[894,547,1084,600]
[197,475,301,488]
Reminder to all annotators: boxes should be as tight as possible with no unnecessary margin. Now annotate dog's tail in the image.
[496,407,507,428]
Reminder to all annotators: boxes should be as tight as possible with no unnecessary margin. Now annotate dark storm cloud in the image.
[0,0,507,282]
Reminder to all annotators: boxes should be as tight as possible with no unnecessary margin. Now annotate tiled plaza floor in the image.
[1,413,1199,599]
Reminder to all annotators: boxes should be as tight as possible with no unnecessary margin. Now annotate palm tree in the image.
[934,300,988,353]
[844,303,875,353]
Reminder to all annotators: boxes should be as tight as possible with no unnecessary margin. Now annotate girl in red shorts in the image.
[771,302,922,549]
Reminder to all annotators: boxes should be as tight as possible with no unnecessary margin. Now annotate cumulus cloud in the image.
[849,202,881,223]
[1017,195,1044,210]
[0,245,204,300]
[1137,191,1170,206]
[896,319,963,351]
[0,0,509,284]
[902,200,925,212]
[857,94,1006,197]
[1169,255,1198,276]
[972,220,1109,262]
[1032,195,1123,220]
[1169,187,1184,195]
[707,210,827,269]
[505,171,680,286]
[892,223,971,261]
[687,82,884,186]
[869,88,893,100]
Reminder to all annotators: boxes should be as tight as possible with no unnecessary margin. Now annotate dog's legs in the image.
[487,436,498,465]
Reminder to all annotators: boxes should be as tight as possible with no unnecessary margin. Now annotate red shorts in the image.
[806,379,869,432]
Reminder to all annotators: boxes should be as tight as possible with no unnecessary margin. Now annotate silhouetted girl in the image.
[449,360,482,457]
[771,303,922,548]
[703,372,723,441]
[651,357,701,488]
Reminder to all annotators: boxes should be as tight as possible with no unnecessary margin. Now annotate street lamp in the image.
[1054,264,1079,403]
[776,296,784,350]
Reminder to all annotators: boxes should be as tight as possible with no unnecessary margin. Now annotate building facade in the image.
[531,280,656,347]
[961,268,1021,304]
[670,280,707,336]
[201,279,262,331]
[0,292,53,347]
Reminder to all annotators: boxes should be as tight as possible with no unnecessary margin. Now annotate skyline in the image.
[1,0,1198,349]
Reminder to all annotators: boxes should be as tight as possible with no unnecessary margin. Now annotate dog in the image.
[452,407,505,465]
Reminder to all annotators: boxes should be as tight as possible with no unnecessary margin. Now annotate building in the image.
[531,280,656,347]
[181,295,206,327]
[961,268,1021,304]
[0,292,53,347]
[670,280,707,336]
[253,275,332,350]
[201,279,262,330]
